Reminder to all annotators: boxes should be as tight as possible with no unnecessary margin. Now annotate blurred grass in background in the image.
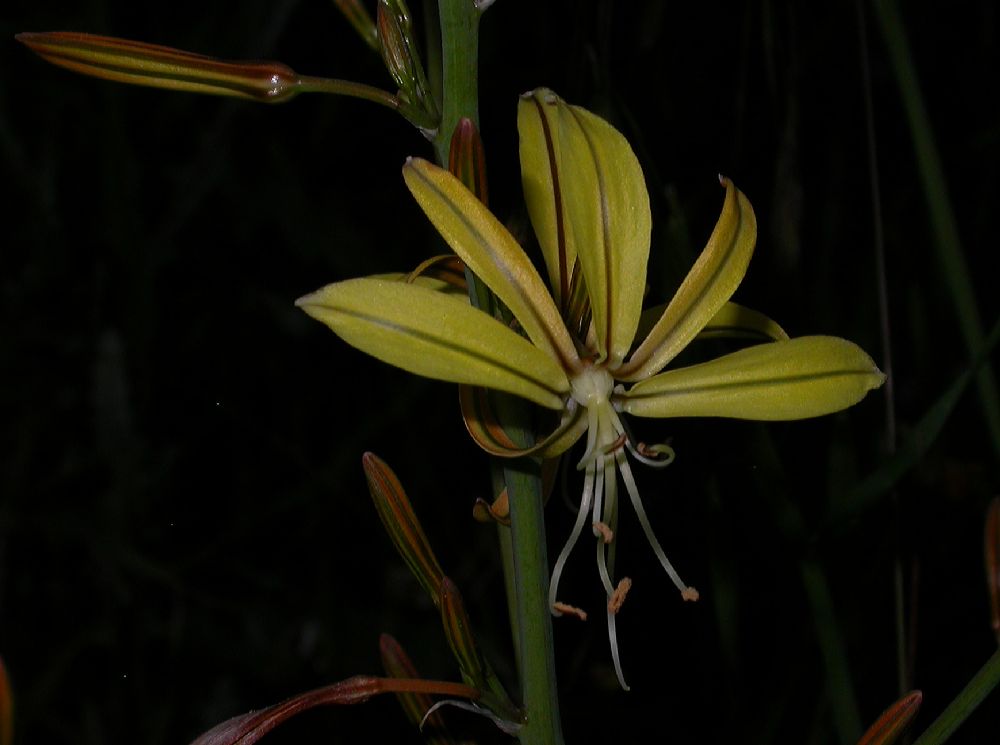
[2,1,998,743]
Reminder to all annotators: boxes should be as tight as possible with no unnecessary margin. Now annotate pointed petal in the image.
[297,278,569,410]
[620,336,885,420]
[517,89,579,313]
[403,158,580,373]
[619,178,757,381]
[531,90,650,366]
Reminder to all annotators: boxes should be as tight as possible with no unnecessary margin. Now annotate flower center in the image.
[569,365,614,409]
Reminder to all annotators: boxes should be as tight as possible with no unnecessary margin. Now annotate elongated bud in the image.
[439,577,487,690]
[333,0,380,52]
[448,118,489,205]
[16,32,301,103]
[856,690,922,745]
[379,634,455,744]
[188,675,477,745]
[0,656,11,745]
[986,497,1000,642]
[376,0,437,119]
[362,452,445,603]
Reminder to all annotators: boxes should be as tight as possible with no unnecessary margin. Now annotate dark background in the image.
[3,1,999,743]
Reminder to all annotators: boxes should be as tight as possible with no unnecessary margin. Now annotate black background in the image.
[3,1,999,743]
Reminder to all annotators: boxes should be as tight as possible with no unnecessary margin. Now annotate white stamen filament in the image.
[615,437,694,598]
[549,466,596,615]
[556,370,695,690]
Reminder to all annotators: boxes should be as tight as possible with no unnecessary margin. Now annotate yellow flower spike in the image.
[621,336,886,420]
[296,278,569,410]
[300,88,885,690]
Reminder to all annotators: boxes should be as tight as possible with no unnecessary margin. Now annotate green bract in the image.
[297,88,885,689]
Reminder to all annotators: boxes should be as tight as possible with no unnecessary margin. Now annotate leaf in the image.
[297,277,570,410]
[620,177,757,381]
[911,647,1000,745]
[403,158,580,373]
[16,31,301,102]
[831,315,1000,526]
[621,336,885,420]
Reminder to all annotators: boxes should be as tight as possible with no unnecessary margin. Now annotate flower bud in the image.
[376,0,437,119]
[17,32,301,103]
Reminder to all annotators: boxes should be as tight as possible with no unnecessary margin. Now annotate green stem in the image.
[433,0,480,165]
[296,75,438,130]
[504,457,565,745]
[911,647,1000,745]
[433,3,563,741]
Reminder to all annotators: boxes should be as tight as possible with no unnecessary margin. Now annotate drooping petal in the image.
[403,158,580,373]
[620,336,885,420]
[538,91,650,367]
[459,385,587,458]
[297,278,570,410]
[618,178,757,381]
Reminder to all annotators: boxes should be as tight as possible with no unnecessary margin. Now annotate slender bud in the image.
[448,118,489,205]
[363,453,445,604]
[16,32,301,103]
[856,690,922,745]
[379,634,455,744]
[376,0,437,119]
[439,577,487,690]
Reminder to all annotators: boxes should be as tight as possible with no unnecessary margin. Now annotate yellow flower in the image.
[297,89,885,688]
